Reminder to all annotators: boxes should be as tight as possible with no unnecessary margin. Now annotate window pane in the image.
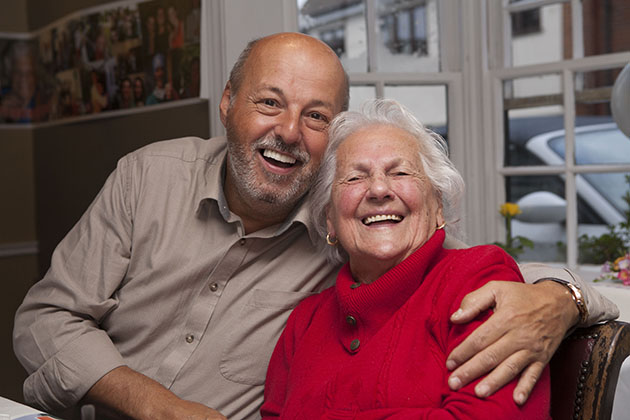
[508,3,566,67]
[348,85,376,110]
[383,84,447,137]
[581,0,630,57]
[573,68,629,165]
[297,0,367,72]
[506,175,567,262]
[503,74,564,166]
[577,171,630,264]
[375,0,439,72]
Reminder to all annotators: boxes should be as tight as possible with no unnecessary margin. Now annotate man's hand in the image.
[86,366,227,420]
[446,280,579,405]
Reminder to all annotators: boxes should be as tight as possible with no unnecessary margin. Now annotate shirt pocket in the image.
[219,288,315,385]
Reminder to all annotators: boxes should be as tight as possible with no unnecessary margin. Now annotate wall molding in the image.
[0,241,38,258]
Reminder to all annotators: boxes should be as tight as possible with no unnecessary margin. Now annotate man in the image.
[13,33,617,420]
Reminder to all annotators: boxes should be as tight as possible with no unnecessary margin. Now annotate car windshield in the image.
[548,126,630,215]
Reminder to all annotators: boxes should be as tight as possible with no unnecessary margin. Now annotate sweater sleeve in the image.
[12,156,134,412]
[323,247,551,420]
[261,293,324,419]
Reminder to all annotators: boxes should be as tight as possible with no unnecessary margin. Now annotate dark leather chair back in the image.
[550,321,630,419]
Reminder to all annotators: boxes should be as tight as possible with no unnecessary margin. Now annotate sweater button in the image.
[345,315,356,326]
[350,339,360,351]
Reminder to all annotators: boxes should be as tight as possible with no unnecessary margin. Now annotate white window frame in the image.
[487,0,630,270]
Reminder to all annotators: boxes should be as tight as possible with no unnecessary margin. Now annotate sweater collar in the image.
[334,229,445,353]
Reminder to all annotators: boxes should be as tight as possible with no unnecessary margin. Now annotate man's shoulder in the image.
[126,135,228,165]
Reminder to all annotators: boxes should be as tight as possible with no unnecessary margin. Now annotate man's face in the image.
[220,36,346,213]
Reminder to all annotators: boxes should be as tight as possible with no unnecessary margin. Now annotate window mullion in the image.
[365,0,379,72]
[563,68,578,269]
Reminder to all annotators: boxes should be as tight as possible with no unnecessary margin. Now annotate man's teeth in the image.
[263,149,297,164]
[363,214,403,225]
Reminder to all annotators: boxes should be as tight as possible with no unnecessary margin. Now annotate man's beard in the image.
[226,127,319,214]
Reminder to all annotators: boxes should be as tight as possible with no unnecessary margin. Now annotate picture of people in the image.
[0,0,201,125]
[0,40,51,123]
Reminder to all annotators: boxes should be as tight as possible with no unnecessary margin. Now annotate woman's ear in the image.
[436,206,445,228]
[326,208,336,238]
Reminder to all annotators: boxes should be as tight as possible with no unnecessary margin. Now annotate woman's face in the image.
[327,124,444,281]
[134,79,143,97]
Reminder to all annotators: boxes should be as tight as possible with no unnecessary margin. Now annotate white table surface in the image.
[0,397,52,419]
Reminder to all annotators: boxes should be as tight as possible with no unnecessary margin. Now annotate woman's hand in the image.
[445,280,578,405]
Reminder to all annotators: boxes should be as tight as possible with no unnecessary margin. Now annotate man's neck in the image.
[228,196,291,235]
[222,183,291,235]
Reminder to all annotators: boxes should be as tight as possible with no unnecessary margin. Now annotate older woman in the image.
[260,99,550,419]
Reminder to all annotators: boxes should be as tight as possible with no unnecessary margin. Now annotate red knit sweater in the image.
[261,229,551,419]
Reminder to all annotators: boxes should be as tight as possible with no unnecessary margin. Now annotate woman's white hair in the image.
[309,98,465,265]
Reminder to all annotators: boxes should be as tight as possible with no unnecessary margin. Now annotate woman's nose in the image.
[367,175,393,201]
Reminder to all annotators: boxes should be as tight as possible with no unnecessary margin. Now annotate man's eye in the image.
[263,99,278,107]
[309,112,326,121]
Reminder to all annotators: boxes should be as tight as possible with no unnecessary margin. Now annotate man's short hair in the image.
[227,35,350,112]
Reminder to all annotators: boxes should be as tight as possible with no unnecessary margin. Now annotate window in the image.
[495,0,630,268]
[380,3,428,56]
[510,9,540,37]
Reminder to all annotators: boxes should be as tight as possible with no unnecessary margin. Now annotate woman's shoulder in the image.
[443,244,520,274]
[432,244,524,296]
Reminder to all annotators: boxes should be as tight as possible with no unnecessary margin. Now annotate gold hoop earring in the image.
[326,233,338,246]
[436,222,446,230]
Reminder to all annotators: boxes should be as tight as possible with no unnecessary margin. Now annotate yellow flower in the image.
[500,202,522,217]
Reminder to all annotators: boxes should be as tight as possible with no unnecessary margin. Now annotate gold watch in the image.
[534,277,588,325]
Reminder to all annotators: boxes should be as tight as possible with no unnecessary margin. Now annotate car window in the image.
[548,126,630,214]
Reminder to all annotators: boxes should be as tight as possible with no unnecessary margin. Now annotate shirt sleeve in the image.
[519,262,619,326]
[12,155,135,412]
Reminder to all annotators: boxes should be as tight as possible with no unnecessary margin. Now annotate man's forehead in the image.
[256,84,338,110]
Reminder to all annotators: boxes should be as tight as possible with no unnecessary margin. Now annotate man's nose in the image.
[274,110,301,144]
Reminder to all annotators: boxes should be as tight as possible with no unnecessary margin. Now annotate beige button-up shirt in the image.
[13,136,617,420]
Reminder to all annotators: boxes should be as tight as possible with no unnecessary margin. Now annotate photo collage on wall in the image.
[0,0,201,124]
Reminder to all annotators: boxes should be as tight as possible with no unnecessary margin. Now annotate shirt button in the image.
[350,282,361,289]
[345,315,356,326]
[209,283,218,292]
[185,334,194,343]
[239,238,246,246]
[350,339,360,351]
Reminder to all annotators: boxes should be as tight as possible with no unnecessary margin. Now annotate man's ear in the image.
[219,82,232,127]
